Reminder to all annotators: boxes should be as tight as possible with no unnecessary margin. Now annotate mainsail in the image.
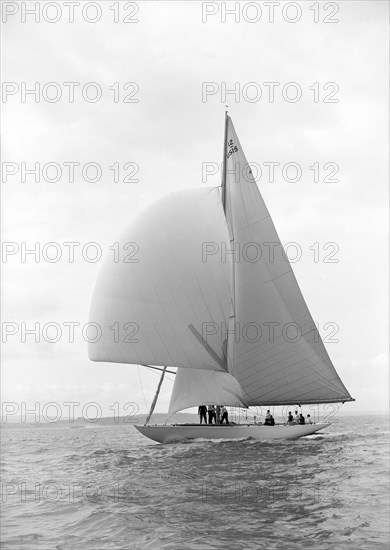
[221,116,353,405]
[89,114,353,413]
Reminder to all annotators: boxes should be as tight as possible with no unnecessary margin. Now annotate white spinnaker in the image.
[168,368,248,416]
[89,187,232,371]
[224,117,353,405]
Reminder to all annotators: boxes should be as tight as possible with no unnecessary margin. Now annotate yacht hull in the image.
[134,422,329,444]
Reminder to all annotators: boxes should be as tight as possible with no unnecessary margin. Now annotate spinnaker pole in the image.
[144,366,167,426]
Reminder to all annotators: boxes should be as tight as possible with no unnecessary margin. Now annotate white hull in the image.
[134,422,329,444]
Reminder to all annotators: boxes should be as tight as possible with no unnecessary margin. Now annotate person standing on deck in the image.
[220,405,229,424]
[216,405,221,425]
[207,405,216,424]
[198,405,207,425]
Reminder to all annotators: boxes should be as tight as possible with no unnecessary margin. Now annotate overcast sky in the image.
[2,1,388,420]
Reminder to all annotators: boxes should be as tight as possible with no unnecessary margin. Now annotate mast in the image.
[220,109,236,373]
[144,366,167,426]
[221,110,229,212]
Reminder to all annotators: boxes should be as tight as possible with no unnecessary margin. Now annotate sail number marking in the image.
[227,139,238,159]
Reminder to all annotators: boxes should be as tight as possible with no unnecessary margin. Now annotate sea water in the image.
[1,415,389,549]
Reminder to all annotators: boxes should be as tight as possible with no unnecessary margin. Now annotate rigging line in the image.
[142,364,176,375]
[137,365,149,412]
[144,369,176,383]
[141,364,176,383]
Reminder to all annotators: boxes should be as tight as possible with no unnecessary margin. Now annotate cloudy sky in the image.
[2,1,388,420]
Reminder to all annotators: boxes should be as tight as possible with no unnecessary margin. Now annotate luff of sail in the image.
[89,187,233,372]
[223,116,353,405]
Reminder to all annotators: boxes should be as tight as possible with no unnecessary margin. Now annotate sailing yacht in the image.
[89,113,354,443]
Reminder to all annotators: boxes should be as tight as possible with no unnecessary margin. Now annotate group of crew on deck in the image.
[263,409,313,426]
[198,405,229,425]
[198,406,313,426]
[288,410,313,425]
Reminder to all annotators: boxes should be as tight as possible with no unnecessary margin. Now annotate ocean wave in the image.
[1,415,389,550]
